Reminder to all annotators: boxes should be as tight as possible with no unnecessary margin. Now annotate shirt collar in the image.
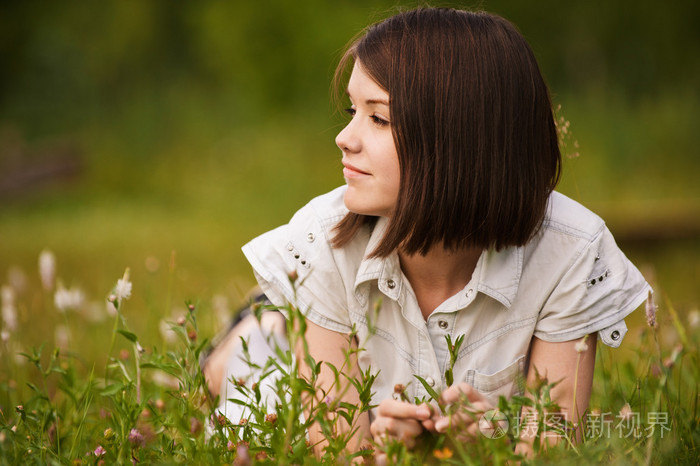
[353,217,522,309]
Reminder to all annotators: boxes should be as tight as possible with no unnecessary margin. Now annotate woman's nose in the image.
[335,121,361,153]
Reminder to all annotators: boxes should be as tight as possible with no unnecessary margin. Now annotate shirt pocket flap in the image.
[465,355,526,401]
[599,319,628,348]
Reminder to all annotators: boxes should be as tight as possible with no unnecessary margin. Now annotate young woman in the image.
[203,7,651,458]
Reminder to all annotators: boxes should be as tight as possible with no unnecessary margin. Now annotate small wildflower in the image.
[618,403,633,421]
[158,319,178,344]
[574,336,588,353]
[114,269,132,302]
[176,316,186,326]
[239,418,248,426]
[433,447,454,459]
[189,417,202,435]
[93,445,106,457]
[393,383,409,402]
[47,422,57,444]
[234,443,251,466]
[1,285,18,331]
[128,428,145,448]
[645,291,657,328]
[255,451,268,461]
[187,303,195,312]
[664,344,683,368]
[39,249,56,291]
[227,440,235,451]
[155,399,165,411]
[265,413,278,424]
[187,329,197,341]
[287,270,299,283]
[103,428,114,439]
[16,405,23,413]
[54,283,85,312]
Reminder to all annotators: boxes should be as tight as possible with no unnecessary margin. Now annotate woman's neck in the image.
[398,245,482,320]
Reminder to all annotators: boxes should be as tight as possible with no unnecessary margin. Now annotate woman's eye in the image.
[344,107,356,117]
[371,115,390,127]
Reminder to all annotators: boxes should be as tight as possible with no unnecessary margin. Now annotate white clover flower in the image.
[574,337,588,353]
[54,283,85,312]
[38,250,56,291]
[1,285,18,331]
[112,268,132,303]
[573,334,589,354]
[115,279,132,301]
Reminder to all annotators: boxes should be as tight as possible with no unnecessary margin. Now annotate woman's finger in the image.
[370,416,424,448]
[440,382,486,405]
[434,400,491,434]
[376,398,432,421]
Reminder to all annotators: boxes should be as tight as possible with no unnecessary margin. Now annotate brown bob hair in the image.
[332,8,562,256]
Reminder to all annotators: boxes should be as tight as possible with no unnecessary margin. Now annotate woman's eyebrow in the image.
[345,89,390,106]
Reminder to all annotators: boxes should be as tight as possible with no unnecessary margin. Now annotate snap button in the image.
[307,232,315,242]
[286,244,294,251]
[386,279,396,289]
[611,330,620,341]
[294,254,300,259]
[425,376,435,387]
[438,320,448,329]
[466,289,473,298]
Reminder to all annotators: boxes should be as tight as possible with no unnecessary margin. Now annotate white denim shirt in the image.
[242,186,651,408]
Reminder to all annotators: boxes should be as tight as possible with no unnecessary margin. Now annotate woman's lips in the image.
[342,162,370,178]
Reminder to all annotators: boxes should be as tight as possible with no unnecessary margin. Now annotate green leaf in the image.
[414,375,441,404]
[100,383,123,396]
[117,329,138,343]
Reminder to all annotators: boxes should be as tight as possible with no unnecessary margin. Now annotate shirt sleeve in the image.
[534,224,651,347]
[241,197,354,334]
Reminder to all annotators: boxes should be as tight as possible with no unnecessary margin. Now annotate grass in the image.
[0,259,698,464]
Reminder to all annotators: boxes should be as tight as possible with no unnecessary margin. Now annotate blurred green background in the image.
[1,0,699,345]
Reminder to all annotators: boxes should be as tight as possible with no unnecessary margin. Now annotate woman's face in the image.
[336,62,400,218]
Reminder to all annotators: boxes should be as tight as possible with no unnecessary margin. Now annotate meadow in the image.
[1,1,699,463]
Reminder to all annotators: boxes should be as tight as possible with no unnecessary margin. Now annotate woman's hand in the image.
[370,399,433,449]
[427,383,494,442]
